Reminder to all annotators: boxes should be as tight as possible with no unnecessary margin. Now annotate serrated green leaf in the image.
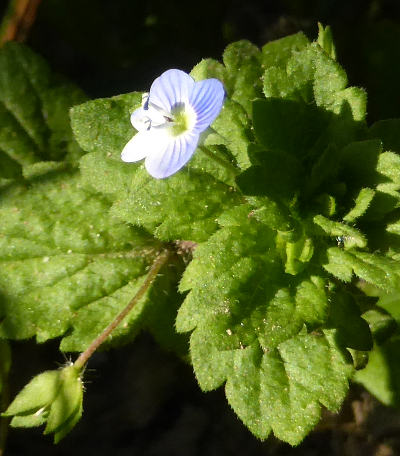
[222,40,263,114]
[0,42,86,167]
[246,196,297,236]
[73,92,244,243]
[60,256,188,354]
[262,42,366,148]
[313,214,367,249]
[110,166,240,243]
[223,332,351,444]
[343,188,375,222]
[295,276,328,326]
[237,144,303,200]
[0,165,158,343]
[210,99,251,169]
[252,98,328,159]
[178,208,353,444]
[323,247,354,282]
[261,31,310,69]
[190,58,231,93]
[377,151,400,183]
[323,247,400,292]
[278,330,352,412]
[70,92,142,159]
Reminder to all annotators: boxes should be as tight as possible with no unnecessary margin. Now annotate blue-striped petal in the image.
[145,132,200,179]
[149,69,194,113]
[189,78,225,133]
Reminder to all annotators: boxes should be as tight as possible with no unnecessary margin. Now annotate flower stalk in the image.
[74,249,171,370]
[198,145,239,178]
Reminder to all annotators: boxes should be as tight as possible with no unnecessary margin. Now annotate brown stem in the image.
[0,0,43,46]
[74,249,170,370]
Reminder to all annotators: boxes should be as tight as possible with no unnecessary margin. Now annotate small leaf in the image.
[313,214,367,249]
[190,58,231,93]
[343,188,375,222]
[285,235,314,275]
[323,247,400,292]
[317,23,336,59]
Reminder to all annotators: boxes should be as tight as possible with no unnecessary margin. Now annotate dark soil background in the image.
[2,0,400,454]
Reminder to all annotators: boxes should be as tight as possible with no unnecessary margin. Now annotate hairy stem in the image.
[74,249,170,370]
[0,0,42,46]
[199,146,239,178]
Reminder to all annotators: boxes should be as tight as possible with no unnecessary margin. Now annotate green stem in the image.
[198,146,239,178]
[74,249,170,370]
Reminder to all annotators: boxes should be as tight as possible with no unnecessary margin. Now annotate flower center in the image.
[169,102,196,137]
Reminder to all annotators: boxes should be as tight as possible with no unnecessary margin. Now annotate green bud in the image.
[4,364,83,443]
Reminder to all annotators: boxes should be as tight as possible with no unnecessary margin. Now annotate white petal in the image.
[145,132,199,179]
[121,129,170,163]
[130,106,167,132]
[149,69,195,113]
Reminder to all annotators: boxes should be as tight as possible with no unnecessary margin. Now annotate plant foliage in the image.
[2,26,400,445]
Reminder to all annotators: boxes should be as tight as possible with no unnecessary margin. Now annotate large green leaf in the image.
[0,163,167,345]
[0,42,86,172]
[176,206,353,444]
[72,94,242,243]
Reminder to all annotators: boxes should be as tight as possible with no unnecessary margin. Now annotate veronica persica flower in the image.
[121,69,225,179]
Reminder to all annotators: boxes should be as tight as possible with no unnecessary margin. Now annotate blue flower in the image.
[121,69,225,179]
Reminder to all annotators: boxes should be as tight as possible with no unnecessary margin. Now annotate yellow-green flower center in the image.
[170,103,196,137]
